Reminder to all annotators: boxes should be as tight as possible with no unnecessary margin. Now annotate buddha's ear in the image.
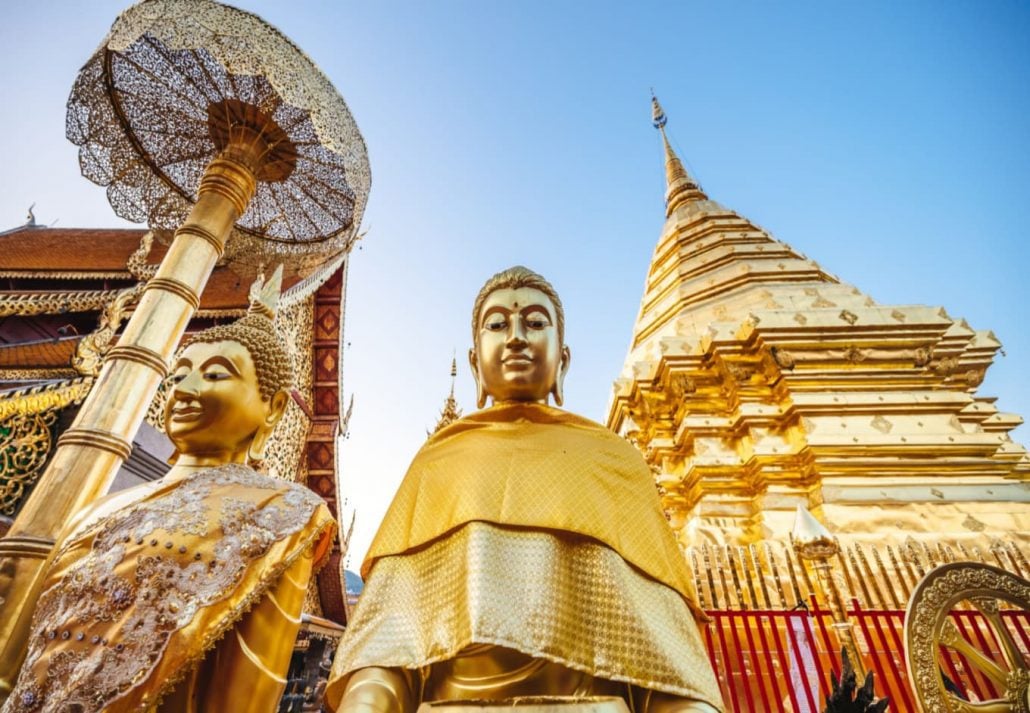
[551,345,571,407]
[468,348,487,409]
[267,389,290,426]
[248,389,289,464]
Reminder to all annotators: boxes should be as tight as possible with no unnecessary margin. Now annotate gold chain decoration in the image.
[0,291,114,319]
[0,379,93,422]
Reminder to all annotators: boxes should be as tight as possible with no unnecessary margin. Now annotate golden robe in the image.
[3,464,335,713]
[327,403,723,711]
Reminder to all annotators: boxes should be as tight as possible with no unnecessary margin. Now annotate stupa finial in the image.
[650,91,706,215]
[650,89,667,129]
[431,352,462,436]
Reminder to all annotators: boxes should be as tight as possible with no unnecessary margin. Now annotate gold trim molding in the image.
[0,379,93,421]
[104,345,169,378]
[56,427,133,460]
[144,277,201,310]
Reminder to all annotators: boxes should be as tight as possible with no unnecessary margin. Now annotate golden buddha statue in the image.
[2,268,335,713]
[326,267,723,713]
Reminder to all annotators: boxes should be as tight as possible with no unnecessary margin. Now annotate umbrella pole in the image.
[0,148,260,698]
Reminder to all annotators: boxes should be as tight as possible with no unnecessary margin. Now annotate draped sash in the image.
[4,464,334,713]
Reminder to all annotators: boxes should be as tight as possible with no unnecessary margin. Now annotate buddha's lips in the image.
[170,406,204,420]
[503,354,532,363]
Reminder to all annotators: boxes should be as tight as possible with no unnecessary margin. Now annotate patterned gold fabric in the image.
[330,404,722,711]
[156,547,315,713]
[330,523,722,709]
[4,464,335,713]
[363,402,701,613]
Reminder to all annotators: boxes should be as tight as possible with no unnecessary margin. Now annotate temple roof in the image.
[0,337,78,369]
[0,225,153,273]
[0,224,305,309]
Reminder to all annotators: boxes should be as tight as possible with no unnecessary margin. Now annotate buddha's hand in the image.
[336,667,415,713]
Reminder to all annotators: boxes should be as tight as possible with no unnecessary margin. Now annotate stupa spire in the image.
[430,354,462,435]
[651,92,706,215]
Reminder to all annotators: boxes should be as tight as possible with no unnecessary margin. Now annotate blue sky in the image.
[2,1,1028,562]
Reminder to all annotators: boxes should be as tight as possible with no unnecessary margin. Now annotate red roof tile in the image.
[0,226,305,309]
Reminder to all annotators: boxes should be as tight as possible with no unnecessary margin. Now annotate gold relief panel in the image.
[0,410,59,515]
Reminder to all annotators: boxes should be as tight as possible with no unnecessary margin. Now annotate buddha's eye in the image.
[170,371,188,384]
[203,369,231,382]
[485,318,507,332]
[526,318,548,330]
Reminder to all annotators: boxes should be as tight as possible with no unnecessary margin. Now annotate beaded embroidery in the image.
[6,464,327,713]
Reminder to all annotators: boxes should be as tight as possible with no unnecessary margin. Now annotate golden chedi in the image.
[326,267,723,713]
[2,268,335,713]
[607,96,1029,549]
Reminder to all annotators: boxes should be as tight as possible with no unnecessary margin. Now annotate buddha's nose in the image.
[173,370,203,396]
[507,320,528,345]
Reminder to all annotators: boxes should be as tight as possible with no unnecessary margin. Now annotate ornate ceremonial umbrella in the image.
[67,0,369,273]
[0,0,368,694]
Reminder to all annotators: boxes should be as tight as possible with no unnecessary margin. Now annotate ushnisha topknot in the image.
[471,266,565,345]
[183,265,293,400]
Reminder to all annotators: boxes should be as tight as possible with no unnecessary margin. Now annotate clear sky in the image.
[2,1,1028,567]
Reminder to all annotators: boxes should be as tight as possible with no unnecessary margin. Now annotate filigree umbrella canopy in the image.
[66,0,370,275]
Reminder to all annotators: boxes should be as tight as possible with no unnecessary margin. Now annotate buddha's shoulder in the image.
[200,465,326,505]
[445,403,613,430]
[228,465,325,504]
[430,404,633,453]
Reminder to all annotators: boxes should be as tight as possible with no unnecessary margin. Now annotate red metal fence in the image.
[703,598,1030,712]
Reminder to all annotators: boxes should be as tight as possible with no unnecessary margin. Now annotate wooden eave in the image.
[0,225,305,310]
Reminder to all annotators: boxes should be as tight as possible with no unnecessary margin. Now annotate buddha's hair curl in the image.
[471,265,565,345]
[183,313,293,401]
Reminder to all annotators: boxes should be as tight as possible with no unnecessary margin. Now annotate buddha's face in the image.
[470,287,570,404]
[165,340,271,462]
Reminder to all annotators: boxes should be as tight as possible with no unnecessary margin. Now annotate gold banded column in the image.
[0,148,258,696]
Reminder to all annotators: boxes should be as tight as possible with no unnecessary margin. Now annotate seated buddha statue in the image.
[3,268,335,713]
[326,266,723,713]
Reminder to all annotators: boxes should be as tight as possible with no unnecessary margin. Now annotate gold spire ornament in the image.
[650,92,706,214]
[0,0,367,696]
[791,505,866,679]
[430,355,463,435]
